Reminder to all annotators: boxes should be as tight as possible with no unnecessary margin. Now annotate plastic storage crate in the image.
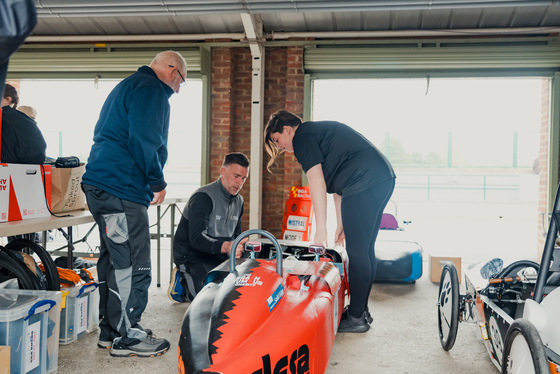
[59,282,99,344]
[0,289,62,374]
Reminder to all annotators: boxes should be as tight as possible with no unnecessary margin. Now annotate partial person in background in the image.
[169,152,250,303]
[81,50,187,358]
[18,105,37,119]
[0,0,36,91]
[264,109,396,333]
[1,84,46,164]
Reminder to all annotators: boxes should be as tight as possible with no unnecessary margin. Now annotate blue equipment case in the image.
[375,240,423,283]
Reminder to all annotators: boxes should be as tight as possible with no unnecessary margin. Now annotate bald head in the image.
[150,50,187,94]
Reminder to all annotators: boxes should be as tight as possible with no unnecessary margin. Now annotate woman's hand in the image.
[313,228,328,247]
[333,193,344,246]
[334,225,345,246]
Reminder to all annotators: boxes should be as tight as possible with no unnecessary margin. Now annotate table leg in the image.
[156,204,161,287]
[170,204,175,283]
[67,226,73,269]
[42,230,47,249]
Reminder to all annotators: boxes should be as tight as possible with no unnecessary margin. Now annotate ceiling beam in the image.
[25,27,560,44]
[34,1,559,17]
[241,13,264,57]
[240,13,265,230]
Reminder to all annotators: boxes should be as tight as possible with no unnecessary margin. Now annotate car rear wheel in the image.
[438,262,460,351]
[501,319,550,374]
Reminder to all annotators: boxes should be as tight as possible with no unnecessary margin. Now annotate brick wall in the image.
[261,46,305,236]
[210,45,305,236]
[210,46,235,175]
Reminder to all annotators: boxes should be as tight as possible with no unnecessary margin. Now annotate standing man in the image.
[82,50,187,357]
[169,152,250,303]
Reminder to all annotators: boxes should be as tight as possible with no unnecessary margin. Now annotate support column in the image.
[241,14,265,230]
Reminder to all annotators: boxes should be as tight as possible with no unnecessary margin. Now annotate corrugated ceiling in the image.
[30,1,560,40]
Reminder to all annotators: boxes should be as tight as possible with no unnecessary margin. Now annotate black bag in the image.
[55,156,80,168]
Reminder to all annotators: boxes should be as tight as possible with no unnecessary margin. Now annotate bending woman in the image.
[264,110,395,333]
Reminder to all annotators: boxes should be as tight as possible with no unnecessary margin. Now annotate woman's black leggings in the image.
[341,177,395,318]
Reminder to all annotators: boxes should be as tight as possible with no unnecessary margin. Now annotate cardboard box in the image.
[0,346,9,374]
[0,164,52,222]
[430,256,462,283]
[50,164,86,213]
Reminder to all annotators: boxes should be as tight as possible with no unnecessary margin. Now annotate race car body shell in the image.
[179,253,347,374]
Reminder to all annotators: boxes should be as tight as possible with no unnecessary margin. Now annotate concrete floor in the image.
[55,244,498,374]
[54,198,539,373]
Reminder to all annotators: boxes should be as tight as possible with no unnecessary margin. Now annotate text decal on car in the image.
[234,274,263,287]
[266,283,284,312]
[251,344,310,374]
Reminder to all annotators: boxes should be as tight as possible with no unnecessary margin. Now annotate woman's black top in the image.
[293,120,395,197]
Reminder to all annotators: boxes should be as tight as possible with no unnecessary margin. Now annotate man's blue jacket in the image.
[82,66,174,206]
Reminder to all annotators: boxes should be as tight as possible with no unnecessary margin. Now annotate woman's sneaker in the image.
[109,334,169,357]
[365,307,373,324]
[337,312,370,333]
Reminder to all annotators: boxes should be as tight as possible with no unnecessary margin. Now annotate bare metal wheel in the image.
[501,319,550,374]
[438,261,460,351]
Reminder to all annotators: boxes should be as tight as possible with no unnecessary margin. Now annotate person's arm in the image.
[127,85,168,193]
[333,193,345,245]
[220,203,246,258]
[234,204,244,237]
[306,163,329,246]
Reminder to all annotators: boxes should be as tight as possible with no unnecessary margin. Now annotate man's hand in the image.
[221,237,249,258]
[150,189,166,205]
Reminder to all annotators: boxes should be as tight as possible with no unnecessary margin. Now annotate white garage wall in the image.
[17,78,203,198]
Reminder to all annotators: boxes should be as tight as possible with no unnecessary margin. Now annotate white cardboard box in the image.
[0,164,52,222]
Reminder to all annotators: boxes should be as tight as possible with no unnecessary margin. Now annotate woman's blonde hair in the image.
[263,109,302,172]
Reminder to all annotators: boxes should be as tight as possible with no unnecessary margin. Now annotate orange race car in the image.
[178,229,349,374]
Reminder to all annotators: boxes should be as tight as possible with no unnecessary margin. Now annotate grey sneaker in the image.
[98,329,153,349]
[110,333,170,357]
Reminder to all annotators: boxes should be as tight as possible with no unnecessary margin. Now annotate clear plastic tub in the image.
[59,282,99,344]
[0,289,62,374]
